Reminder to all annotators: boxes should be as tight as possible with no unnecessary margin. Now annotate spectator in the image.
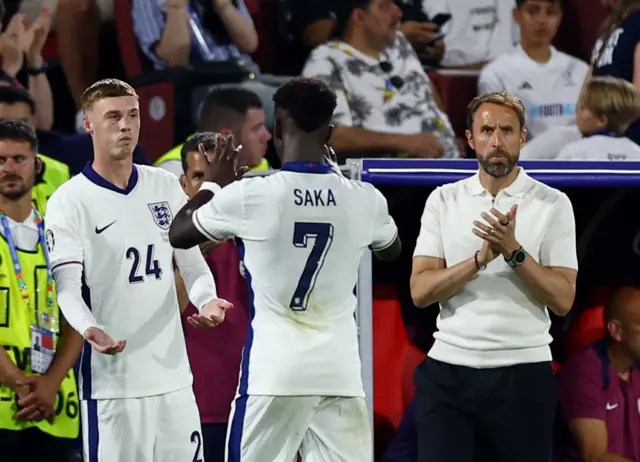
[557,76,640,160]
[0,85,69,213]
[154,87,271,177]
[280,0,444,74]
[0,8,54,130]
[174,132,250,462]
[0,120,82,462]
[589,0,640,145]
[421,0,518,69]
[131,0,284,127]
[302,0,460,160]
[16,0,115,132]
[478,0,588,140]
[555,286,640,462]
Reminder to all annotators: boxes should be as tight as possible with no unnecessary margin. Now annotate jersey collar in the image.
[467,167,531,197]
[82,163,139,195]
[586,129,622,138]
[280,162,332,174]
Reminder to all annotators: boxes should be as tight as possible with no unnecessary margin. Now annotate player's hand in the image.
[472,204,520,258]
[201,134,250,188]
[14,375,58,423]
[84,327,126,355]
[187,298,233,328]
[401,133,445,158]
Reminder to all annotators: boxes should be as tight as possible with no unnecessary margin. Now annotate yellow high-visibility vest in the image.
[0,215,79,438]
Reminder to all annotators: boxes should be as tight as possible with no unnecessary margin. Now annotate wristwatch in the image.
[27,62,48,76]
[505,246,526,268]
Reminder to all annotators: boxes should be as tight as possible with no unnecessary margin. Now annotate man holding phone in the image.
[394,5,450,65]
[285,0,448,69]
[301,0,461,160]
[422,0,518,69]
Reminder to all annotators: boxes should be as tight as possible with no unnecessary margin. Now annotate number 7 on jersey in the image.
[290,222,334,311]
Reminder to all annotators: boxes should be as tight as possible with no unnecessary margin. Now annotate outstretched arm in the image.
[174,244,219,311]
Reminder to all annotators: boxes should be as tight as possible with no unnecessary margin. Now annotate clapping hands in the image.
[0,9,51,77]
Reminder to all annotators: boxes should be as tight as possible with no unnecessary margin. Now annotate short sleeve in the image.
[478,65,506,94]
[192,180,245,242]
[557,352,606,422]
[44,189,84,270]
[413,188,444,259]
[302,50,354,127]
[370,188,398,250]
[539,193,578,270]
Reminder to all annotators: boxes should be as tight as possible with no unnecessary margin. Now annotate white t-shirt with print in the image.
[302,32,460,158]
[479,46,589,139]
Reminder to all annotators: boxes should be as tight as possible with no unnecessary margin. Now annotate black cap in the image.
[330,0,374,39]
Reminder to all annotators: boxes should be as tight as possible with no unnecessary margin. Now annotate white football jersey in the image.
[556,134,640,161]
[45,165,194,400]
[193,162,398,397]
[478,46,589,139]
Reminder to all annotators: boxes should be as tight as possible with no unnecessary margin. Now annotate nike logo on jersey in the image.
[95,221,117,234]
[606,403,618,411]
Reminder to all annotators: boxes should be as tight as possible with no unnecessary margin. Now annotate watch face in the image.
[515,250,526,263]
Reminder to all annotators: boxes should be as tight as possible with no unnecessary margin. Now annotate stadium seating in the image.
[566,305,607,357]
[373,284,426,455]
[113,0,249,161]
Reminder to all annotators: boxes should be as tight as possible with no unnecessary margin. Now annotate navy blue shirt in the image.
[592,9,640,144]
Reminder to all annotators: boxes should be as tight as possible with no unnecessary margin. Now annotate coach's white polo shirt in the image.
[414,168,578,368]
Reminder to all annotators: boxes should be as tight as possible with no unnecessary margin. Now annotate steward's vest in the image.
[32,154,71,215]
[154,140,271,172]
[0,224,79,438]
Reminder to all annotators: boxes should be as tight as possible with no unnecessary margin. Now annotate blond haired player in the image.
[44,79,231,462]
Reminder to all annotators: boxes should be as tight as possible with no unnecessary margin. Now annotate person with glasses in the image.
[302,0,461,161]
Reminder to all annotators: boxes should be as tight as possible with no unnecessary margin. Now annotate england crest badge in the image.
[148,202,173,230]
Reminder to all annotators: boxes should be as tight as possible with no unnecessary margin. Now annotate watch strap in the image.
[505,246,525,267]
[27,62,48,76]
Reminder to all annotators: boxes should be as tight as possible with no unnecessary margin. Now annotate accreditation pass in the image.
[30,325,55,374]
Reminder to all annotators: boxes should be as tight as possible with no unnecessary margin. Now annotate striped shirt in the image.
[131,0,258,71]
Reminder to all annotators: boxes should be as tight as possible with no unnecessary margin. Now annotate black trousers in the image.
[414,358,556,462]
[0,427,73,462]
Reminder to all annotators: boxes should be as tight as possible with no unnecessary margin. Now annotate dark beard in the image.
[477,151,518,178]
[0,183,29,200]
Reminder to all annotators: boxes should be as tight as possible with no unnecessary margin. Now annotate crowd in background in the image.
[0,0,639,461]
